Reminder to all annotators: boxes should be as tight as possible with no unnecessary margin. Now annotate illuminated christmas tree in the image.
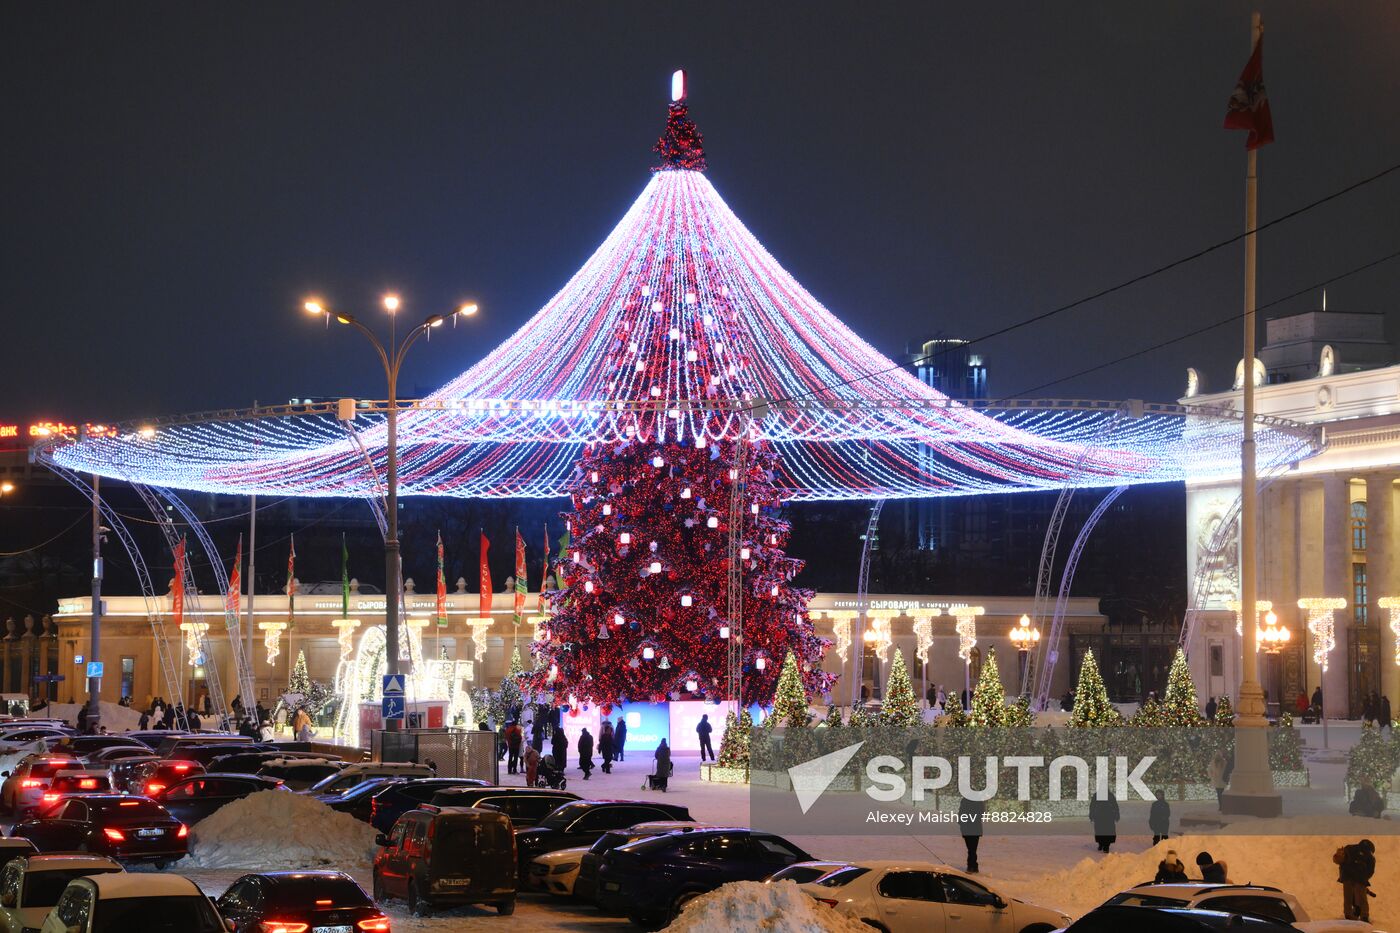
[968,647,1007,728]
[881,649,920,728]
[1213,694,1235,726]
[1161,648,1204,726]
[771,650,813,728]
[1069,649,1118,727]
[289,650,310,696]
[717,708,754,770]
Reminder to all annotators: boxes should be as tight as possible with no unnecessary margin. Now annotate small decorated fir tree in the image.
[824,704,843,728]
[1161,649,1204,727]
[289,650,310,696]
[1069,649,1118,727]
[1270,710,1304,772]
[717,709,753,770]
[968,647,1007,728]
[1214,694,1235,727]
[880,649,921,728]
[1004,693,1035,728]
[771,650,810,728]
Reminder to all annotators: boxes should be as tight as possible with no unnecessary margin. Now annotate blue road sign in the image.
[382,695,406,721]
[382,674,405,696]
[86,661,104,679]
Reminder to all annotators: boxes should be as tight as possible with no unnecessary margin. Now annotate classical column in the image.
[1367,473,1397,702]
[1322,474,1351,717]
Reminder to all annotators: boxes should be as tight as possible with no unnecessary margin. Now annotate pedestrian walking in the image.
[648,739,670,792]
[958,796,984,873]
[1088,791,1119,853]
[259,719,275,741]
[531,717,545,753]
[1312,686,1324,719]
[1205,696,1217,720]
[1362,693,1376,727]
[1149,789,1171,845]
[1155,850,1189,883]
[1208,750,1229,808]
[615,716,627,761]
[506,721,524,774]
[1333,839,1376,923]
[1195,851,1229,883]
[1381,695,1393,734]
[599,720,615,774]
[524,744,540,787]
[696,714,715,762]
[578,727,595,780]
[551,726,567,771]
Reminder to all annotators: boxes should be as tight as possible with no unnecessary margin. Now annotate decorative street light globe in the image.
[1009,613,1041,695]
[1256,610,1290,653]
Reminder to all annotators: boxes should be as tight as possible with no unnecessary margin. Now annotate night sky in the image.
[3,2,1399,427]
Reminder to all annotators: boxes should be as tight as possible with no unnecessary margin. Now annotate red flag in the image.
[479,531,492,618]
[537,523,550,614]
[436,531,448,627]
[172,537,187,628]
[225,535,242,620]
[1223,32,1274,150]
[514,528,528,625]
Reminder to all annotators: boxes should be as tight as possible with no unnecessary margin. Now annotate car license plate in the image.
[603,881,620,892]
[439,877,470,886]
[136,828,163,838]
[313,926,352,933]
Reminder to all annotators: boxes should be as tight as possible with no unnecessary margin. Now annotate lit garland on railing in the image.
[258,622,286,666]
[1227,598,1272,638]
[950,605,985,662]
[1297,597,1346,671]
[911,610,941,664]
[1377,597,1400,666]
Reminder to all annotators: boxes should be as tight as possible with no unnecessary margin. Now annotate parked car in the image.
[150,773,287,825]
[206,749,333,775]
[12,795,188,867]
[1063,905,1303,932]
[766,861,850,886]
[426,786,580,828]
[1098,882,1378,931]
[0,841,37,877]
[373,805,517,917]
[528,845,593,897]
[793,859,1073,933]
[39,871,226,933]
[125,758,205,797]
[81,746,160,769]
[324,778,405,822]
[36,770,111,810]
[121,730,193,750]
[369,777,492,833]
[216,869,389,933]
[52,736,146,759]
[254,758,346,790]
[154,733,254,758]
[514,799,693,874]
[595,827,812,929]
[0,854,124,933]
[157,742,272,768]
[1,756,83,816]
[574,821,711,903]
[105,754,161,793]
[304,761,434,797]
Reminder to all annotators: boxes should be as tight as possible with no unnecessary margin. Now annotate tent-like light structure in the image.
[43,80,1320,499]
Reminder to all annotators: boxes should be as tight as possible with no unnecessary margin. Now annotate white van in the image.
[304,761,434,796]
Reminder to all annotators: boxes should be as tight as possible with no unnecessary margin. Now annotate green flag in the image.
[341,533,350,619]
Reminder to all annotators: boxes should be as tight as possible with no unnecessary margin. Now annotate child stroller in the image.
[535,756,569,790]
[644,761,675,792]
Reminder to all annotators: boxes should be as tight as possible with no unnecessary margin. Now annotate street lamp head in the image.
[382,293,401,313]
[457,302,479,317]
[0,482,13,494]
[303,299,326,315]
[138,426,156,439]
[426,315,445,328]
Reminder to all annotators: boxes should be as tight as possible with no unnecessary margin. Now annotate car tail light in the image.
[42,793,59,803]
[103,828,125,842]
[815,898,838,908]
[177,824,188,838]
[145,782,166,796]
[78,778,99,789]
[173,763,192,772]
[259,923,309,933]
[19,779,42,789]
[357,918,391,932]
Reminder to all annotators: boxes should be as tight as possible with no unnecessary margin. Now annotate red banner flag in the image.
[172,537,187,628]
[514,528,528,625]
[479,531,492,618]
[436,531,448,627]
[225,535,242,620]
[537,523,550,614]
[1223,31,1274,150]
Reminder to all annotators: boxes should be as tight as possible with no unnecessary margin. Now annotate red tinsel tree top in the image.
[654,101,707,172]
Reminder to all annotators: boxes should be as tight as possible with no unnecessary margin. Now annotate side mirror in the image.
[374,834,389,847]
[225,920,237,932]
[991,895,1007,910]
[0,892,14,907]
[1,771,8,778]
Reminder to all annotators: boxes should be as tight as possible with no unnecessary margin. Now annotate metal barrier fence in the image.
[371,728,499,783]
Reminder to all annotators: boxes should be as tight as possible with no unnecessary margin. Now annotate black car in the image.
[217,869,390,933]
[1066,905,1298,931]
[106,754,161,793]
[123,730,193,750]
[325,777,404,821]
[206,749,330,775]
[11,794,189,866]
[596,827,812,929]
[427,786,581,828]
[574,821,708,903]
[56,735,148,758]
[515,800,692,875]
[151,773,288,825]
[159,742,275,767]
[369,777,492,834]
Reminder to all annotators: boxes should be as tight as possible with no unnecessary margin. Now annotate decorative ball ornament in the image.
[584,580,595,593]
[686,678,698,692]
[619,532,631,544]
[755,656,767,670]
[613,612,625,626]
[719,625,730,639]
[649,561,662,574]
[681,594,693,607]
[681,487,692,499]
[740,547,751,560]
[706,516,719,528]
[652,455,665,467]
[642,646,656,660]
[602,503,612,516]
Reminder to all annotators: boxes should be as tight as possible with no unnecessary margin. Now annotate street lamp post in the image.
[1257,610,1290,717]
[1009,613,1041,697]
[304,294,478,731]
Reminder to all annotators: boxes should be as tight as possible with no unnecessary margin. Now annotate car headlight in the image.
[552,863,579,874]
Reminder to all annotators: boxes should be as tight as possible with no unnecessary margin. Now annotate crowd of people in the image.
[493,704,690,791]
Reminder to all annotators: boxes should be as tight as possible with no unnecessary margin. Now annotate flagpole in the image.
[1222,10,1280,817]
[245,494,256,719]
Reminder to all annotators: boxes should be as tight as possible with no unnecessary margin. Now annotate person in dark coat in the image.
[1196,851,1228,883]
[1149,789,1171,845]
[578,728,594,780]
[958,796,984,873]
[615,717,627,761]
[650,739,671,792]
[1382,695,1394,734]
[77,705,90,735]
[531,716,545,753]
[599,721,616,774]
[1334,839,1376,923]
[1088,792,1120,853]
[506,721,524,774]
[1205,696,1217,720]
[1312,686,1324,717]
[1349,780,1385,819]
[696,714,715,762]
[551,726,567,771]
[1155,850,1189,883]
[1362,693,1377,727]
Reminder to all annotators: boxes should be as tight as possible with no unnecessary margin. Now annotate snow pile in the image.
[180,789,379,870]
[1021,815,1399,929]
[666,881,870,933]
[35,701,143,733]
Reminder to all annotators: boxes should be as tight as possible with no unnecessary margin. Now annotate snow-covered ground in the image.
[138,728,1397,932]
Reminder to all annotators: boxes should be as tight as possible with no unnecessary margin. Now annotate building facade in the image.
[1183,308,1400,716]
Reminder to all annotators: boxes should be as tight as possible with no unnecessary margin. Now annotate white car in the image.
[791,859,1072,933]
[0,854,124,933]
[303,761,434,796]
[1091,882,1381,932]
[529,845,593,896]
[40,872,226,933]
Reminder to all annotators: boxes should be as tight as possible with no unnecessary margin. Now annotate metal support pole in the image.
[246,493,256,715]
[87,475,102,732]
